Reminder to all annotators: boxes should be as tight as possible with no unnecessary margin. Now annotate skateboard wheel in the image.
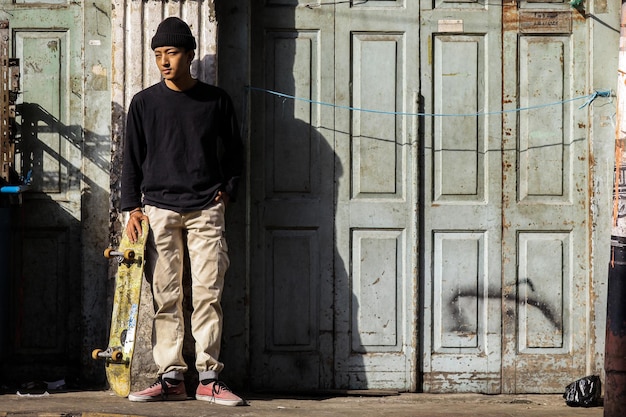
[92,348,103,360]
[123,249,135,261]
[112,350,123,362]
[104,248,113,258]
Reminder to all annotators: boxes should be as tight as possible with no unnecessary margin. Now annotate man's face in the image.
[153,46,194,82]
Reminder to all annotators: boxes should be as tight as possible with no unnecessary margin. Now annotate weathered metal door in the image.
[249,0,418,390]
[251,0,591,393]
[0,0,109,383]
[333,0,419,390]
[421,0,590,393]
[420,0,503,394]
[500,1,589,393]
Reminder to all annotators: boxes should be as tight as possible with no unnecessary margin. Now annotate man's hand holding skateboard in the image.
[126,208,149,243]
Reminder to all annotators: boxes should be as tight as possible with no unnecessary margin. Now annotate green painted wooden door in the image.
[1,0,111,383]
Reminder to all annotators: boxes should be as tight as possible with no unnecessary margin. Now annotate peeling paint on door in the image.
[421,0,598,394]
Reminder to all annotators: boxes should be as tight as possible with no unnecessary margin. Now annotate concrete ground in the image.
[0,390,604,417]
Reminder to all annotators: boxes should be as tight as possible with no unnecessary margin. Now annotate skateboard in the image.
[92,220,149,397]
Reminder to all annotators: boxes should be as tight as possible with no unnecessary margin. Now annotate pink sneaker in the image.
[195,379,245,406]
[128,377,187,402]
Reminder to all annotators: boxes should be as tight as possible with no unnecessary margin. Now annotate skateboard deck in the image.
[92,220,149,397]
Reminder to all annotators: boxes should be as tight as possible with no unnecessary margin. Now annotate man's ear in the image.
[187,51,195,63]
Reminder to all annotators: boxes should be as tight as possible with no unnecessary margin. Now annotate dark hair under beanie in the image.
[151,17,196,50]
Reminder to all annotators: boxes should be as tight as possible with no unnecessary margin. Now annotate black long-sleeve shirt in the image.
[121,80,243,212]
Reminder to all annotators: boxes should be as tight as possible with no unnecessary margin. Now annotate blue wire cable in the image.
[246,86,611,117]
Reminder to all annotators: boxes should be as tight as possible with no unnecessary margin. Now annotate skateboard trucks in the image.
[91,347,129,366]
[104,248,142,265]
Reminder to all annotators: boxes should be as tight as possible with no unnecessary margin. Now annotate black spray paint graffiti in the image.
[447,278,561,333]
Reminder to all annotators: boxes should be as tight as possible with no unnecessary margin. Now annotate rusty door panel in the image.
[501,1,589,393]
[250,0,596,393]
[421,0,591,394]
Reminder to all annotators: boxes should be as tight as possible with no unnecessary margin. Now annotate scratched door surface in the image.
[251,0,592,393]
[501,1,589,393]
[0,0,85,381]
[249,0,418,390]
[420,0,503,393]
[421,0,591,393]
[333,0,419,390]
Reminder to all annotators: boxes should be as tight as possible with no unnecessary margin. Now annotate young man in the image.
[121,16,245,406]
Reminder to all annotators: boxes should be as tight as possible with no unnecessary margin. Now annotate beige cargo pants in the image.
[144,202,229,382]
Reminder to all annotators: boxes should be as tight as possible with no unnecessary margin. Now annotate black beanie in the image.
[151,17,197,50]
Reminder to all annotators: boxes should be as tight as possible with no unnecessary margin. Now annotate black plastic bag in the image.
[563,375,602,407]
